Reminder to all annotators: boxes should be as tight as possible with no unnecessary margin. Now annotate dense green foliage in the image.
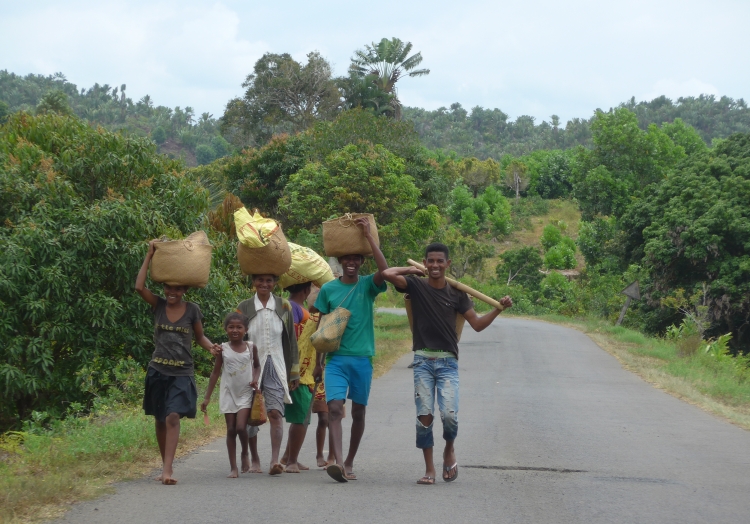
[0,112,246,427]
[403,95,750,159]
[0,70,231,166]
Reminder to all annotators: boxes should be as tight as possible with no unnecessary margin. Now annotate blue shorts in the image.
[324,355,372,406]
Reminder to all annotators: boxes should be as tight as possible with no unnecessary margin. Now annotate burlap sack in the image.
[150,231,212,288]
[310,307,351,353]
[404,294,466,342]
[322,213,379,257]
[236,228,292,276]
[278,243,334,290]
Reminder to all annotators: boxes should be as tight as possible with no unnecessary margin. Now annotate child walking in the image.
[135,239,221,485]
[201,312,261,477]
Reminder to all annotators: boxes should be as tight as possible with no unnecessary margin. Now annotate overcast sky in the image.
[1,0,748,124]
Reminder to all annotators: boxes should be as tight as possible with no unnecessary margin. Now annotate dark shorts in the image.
[143,367,198,422]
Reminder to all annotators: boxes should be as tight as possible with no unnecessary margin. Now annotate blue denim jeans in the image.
[412,354,459,449]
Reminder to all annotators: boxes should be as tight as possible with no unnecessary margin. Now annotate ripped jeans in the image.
[412,354,459,449]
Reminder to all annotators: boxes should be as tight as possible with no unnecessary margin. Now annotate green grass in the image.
[539,314,750,428]
[0,313,413,523]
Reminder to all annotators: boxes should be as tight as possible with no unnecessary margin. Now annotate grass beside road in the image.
[539,314,750,430]
[0,312,412,524]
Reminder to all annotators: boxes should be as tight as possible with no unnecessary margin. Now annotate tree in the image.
[338,73,394,117]
[496,246,544,288]
[504,160,529,201]
[35,90,73,116]
[0,111,248,426]
[350,38,429,119]
[221,52,340,147]
[441,226,494,279]
[278,141,419,232]
[625,133,750,349]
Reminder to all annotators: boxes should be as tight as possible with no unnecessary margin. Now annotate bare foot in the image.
[241,453,251,473]
[162,476,178,485]
[249,457,262,474]
[298,462,309,470]
[285,462,301,473]
[227,468,239,478]
[316,456,327,468]
[269,463,284,475]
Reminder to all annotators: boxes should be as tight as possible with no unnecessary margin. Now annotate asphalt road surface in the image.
[60,316,750,523]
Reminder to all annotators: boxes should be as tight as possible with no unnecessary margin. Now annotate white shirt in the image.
[248,294,290,403]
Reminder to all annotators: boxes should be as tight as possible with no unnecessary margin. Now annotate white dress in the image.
[219,341,254,414]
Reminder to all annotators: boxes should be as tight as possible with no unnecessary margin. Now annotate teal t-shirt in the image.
[314,274,386,357]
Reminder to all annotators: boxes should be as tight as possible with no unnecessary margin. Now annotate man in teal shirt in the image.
[313,217,388,482]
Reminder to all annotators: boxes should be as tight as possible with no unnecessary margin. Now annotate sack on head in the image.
[234,208,292,276]
[278,243,334,290]
[149,230,212,288]
[322,213,379,257]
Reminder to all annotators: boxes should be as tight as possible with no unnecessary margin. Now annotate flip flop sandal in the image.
[417,476,435,485]
[326,463,348,483]
[443,462,458,482]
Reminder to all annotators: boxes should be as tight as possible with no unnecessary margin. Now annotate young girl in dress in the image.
[201,312,261,478]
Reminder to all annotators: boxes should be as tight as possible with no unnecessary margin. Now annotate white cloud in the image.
[1,0,748,123]
[642,79,721,103]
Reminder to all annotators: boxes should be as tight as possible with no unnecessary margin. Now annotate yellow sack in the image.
[234,208,279,248]
[278,243,335,290]
[297,316,319,387]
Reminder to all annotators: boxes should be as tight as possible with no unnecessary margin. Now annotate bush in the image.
[151,126,166,144]
[541,224,563,251]
[0,112,246,428]
[195,143,216,165]
[544,244,577,269]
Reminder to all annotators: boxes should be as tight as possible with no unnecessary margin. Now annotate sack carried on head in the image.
[248,389,267,426]
[310,281,359,353]
[322,213,379,257]
[149,230,212,288]
[278,243,335,290]
[234,208,292,276]
[404,294,466,342]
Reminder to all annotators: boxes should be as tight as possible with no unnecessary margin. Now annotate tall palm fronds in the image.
[349,38,429,118]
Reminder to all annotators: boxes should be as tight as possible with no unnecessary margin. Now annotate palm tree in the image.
[349,37,429,118]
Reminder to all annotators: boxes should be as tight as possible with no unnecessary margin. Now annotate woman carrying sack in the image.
[236,274,300,475]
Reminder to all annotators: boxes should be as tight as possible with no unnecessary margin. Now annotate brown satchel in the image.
[248,389,267,426]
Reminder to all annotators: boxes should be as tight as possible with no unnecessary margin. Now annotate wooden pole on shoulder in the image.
[407,259,504,311]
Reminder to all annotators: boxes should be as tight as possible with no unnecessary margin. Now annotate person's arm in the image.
[250,343,260,389]
[356,217,388,286]
[193,318,222,356]
[463,296,513,332]
[381,266,425,290]
[135,239,159,308]
[200,352,223,413]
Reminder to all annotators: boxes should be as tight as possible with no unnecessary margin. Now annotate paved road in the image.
[60,316,750,523]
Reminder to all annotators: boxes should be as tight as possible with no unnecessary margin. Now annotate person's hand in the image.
[408,266,427,277]
[200,399,209,413]
[355,217,371,237]
[249,380,258,390]
[147,239,159,257]
[289,379,300,391]
[499,296,513,310]
[312,364,323,382]
[209,343,222,357]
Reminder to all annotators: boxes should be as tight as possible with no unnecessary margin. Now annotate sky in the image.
[1,0,748,124]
